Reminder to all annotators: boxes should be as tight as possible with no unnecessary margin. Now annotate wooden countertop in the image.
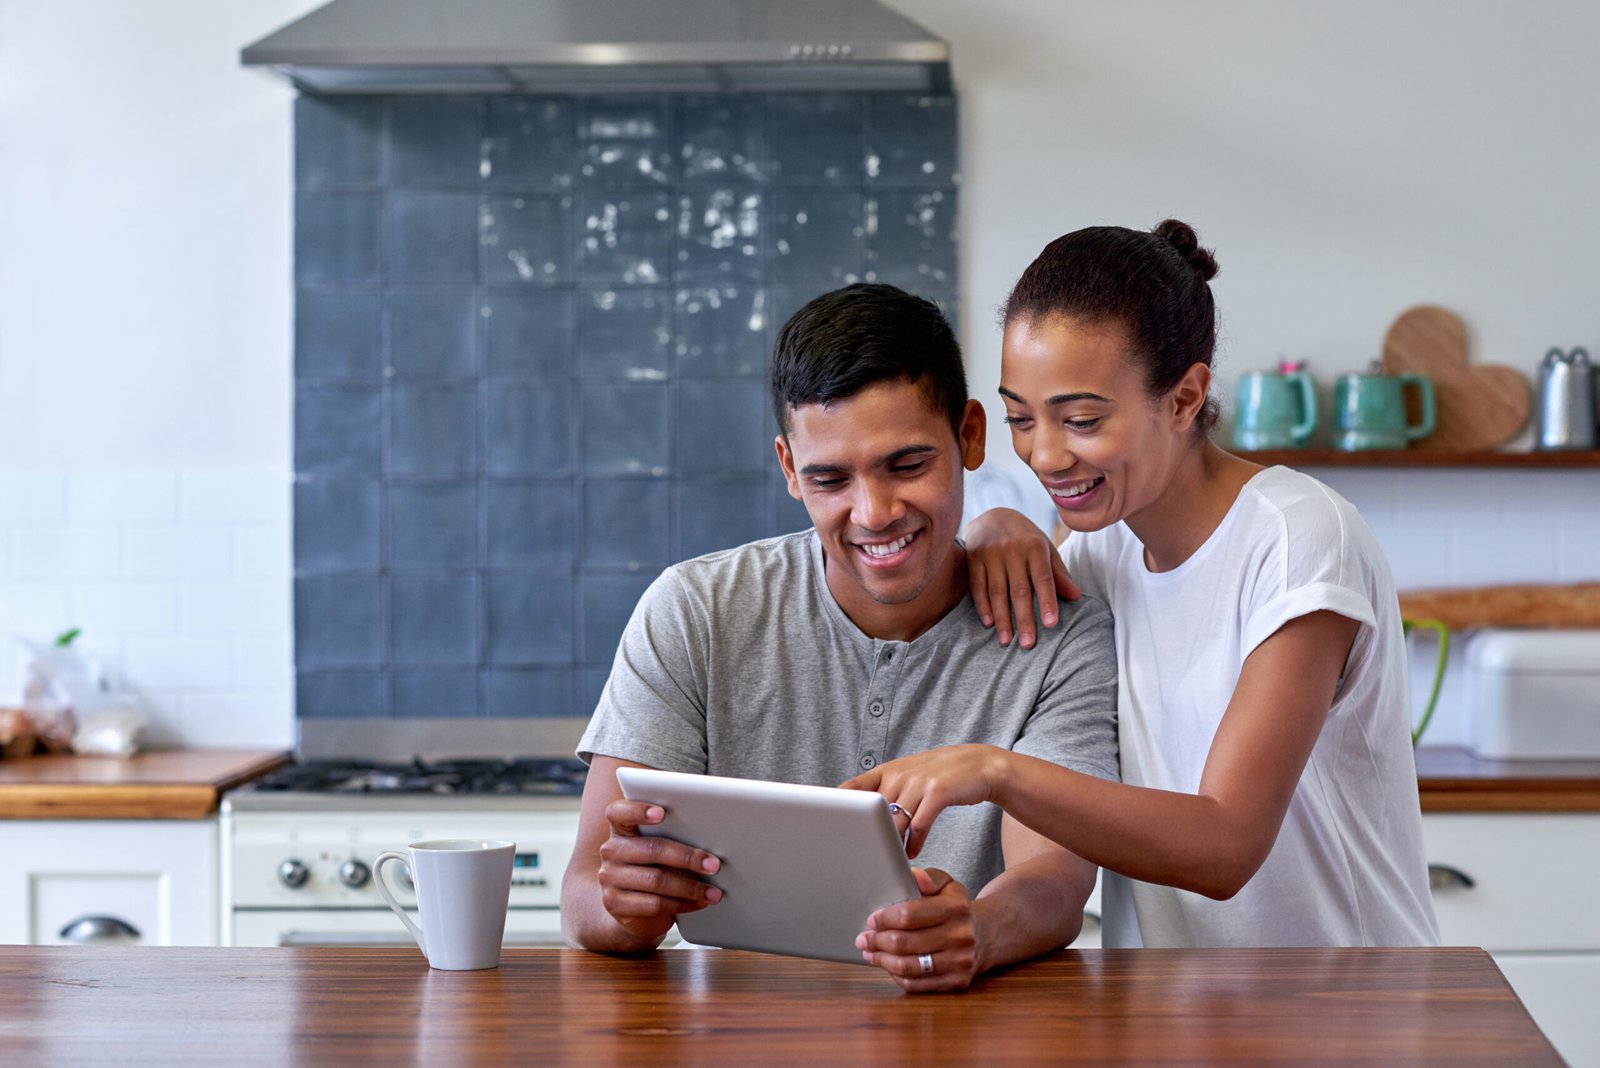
[1416,745,1600,812]
[0,946,1557,1066]
[0,745,1590,819]
[0,749,288,820]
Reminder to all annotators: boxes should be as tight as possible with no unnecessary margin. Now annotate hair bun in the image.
[1152,218,1218,282]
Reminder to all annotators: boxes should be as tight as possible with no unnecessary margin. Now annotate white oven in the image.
[222,787,582,950]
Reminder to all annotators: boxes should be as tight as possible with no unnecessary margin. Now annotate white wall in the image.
[898,0,1600,429]
[1,1,1596,749]
[0,1,319,746]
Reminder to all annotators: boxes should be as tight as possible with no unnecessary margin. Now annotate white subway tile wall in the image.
[0,469,293,749]
[0,465,1593,749]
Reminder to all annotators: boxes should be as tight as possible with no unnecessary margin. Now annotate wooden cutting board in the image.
[1398,583,1600,630]
[1381,305,1530,452]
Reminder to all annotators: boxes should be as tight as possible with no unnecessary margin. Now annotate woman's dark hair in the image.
[771,283,967,436]
[1001,219,1221,435]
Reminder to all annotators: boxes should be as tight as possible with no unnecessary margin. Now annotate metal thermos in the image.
[1535,346,1597,449]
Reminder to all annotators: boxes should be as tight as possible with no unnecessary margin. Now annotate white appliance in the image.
[1468,628,1600,759]
[221,760,584,949]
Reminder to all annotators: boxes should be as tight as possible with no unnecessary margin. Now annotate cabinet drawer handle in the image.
[1426,864,1476,892]
[58,915,142,944]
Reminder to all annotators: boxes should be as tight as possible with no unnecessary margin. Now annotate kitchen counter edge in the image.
[0,749,290,820]
[1417,745,1600,812]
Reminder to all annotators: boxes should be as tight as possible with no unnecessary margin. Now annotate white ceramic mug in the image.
[373,839,515,970]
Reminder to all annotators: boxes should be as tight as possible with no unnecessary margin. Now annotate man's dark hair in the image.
[770,283,967,437]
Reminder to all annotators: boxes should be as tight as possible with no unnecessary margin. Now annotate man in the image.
[561,283,1117,992]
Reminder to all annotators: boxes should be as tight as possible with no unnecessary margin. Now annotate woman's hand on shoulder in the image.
[964,507,1080,649]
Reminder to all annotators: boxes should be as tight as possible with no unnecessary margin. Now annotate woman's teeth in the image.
[1056,477,1104,499]
[862,533,913,557]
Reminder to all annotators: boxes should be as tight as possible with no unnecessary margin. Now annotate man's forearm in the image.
[971,853,1089,973]
[559,867,670,953]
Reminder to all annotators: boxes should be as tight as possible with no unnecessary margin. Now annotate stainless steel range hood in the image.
[241,0,950,94]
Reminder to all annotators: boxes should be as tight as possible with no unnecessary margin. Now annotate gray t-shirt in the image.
[578,530,1119,894]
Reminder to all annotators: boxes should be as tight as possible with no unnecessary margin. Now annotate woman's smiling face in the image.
[999,315,1188,533]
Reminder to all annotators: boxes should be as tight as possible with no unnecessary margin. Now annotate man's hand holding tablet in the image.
[593,774,725,946]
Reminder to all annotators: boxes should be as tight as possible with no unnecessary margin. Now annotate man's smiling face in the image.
[776,377,985,641]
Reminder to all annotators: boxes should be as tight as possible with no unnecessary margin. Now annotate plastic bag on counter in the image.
[18,629,147,757]
[72,705,147,758]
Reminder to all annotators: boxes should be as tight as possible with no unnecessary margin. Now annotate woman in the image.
[847,220,1438,948]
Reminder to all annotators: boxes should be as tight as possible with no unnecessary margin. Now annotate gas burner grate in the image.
[251,757,589,796]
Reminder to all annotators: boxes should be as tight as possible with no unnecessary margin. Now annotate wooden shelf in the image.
[1235,449,1600,468]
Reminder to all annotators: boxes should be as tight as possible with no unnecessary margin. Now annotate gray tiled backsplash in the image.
[486,575,575,665]
[772,191,868,283]
[769,94,866,186]
[577,289,671,378]
[389,483,477,570]
[675,286,767,377]
[677,478,770,559]
[294,97,383,188]
[486,481,575,569]
[295,480,381,571]
[483,98,576,191]
[481,194,573,284]
[390,98,482,188]
[389,386,478,478]
[581,479,671,569]
[484,289,575,379]
[484,386,574,476]
[296,192,381,284]
[297,289,382,380]
[294,575,384,668]
[295,387,382,477]
[295,91,958,719]
[386,290,477,378]
[391,191,479,283]
[580,572,655,666]
[390,575,478,666]
[580,193,675,284]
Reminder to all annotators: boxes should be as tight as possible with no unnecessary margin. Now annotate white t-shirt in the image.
[1062,466,1440,947]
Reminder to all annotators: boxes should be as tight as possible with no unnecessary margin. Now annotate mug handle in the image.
[373,851,426,954]
[1287,372,1318,444]
[1400,375,1436,441]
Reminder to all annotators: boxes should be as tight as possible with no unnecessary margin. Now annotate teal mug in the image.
[1232,370,1317,450]
[1333,372,1435,451]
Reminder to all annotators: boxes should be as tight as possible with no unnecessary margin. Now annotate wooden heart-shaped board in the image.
[1380,305,1529,452]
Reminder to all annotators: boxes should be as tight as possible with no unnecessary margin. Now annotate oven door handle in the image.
[280,930,420,947]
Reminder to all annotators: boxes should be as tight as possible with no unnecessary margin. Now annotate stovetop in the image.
[225,756,590,813]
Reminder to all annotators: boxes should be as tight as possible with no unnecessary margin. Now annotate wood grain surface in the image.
[1397,582,1600,629]
[0,946,1559,1066]
[1381,305,1530,452]
[1417,745,1600,812]
[0,749,288,819]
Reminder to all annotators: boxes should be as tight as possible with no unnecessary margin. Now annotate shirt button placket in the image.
[861,642,901,773]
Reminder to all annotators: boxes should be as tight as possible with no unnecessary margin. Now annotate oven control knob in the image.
[277,859,310,889]
[339,860,371,889]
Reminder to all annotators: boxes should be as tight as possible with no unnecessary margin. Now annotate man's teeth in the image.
[1057,478,1102,499]
[862,533,913,557]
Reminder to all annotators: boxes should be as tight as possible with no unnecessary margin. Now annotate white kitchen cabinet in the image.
[0,820,219,947]
[1424,813,1600,1068]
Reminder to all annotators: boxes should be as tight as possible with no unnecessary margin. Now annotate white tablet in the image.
[614,766,920,965]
